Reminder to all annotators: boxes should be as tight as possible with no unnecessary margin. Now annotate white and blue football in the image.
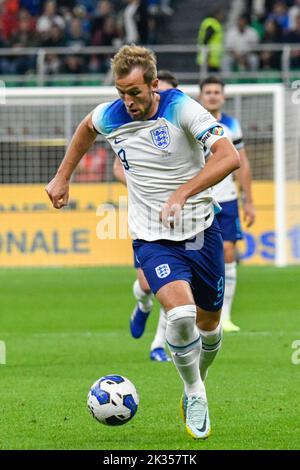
[87,375,139,426]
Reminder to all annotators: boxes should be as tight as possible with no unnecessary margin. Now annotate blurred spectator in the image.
[288,0,300,29]
[62,54,85,73]
[197,10,225,73]
[66,17,89,48]
[260,18,283,69]
[8,9,38,74]
[72,4,91,35]
[91,0,115,37]
[267,1,290,31]
[20,0,43,16]
[122,0,149,44]
[251,13,266,40]
[99,16,122,45]
[40,23,66,47]
[285,14,300,68]
[148,0,173,16]
[9,10,37,47]
[123,0,140,43]
[0,0,20,40]
[36,0,65,36]
[77,0,98,15]
[160,0,174,16]
[225,14,259,71]
[137,0,149,44]
[44,54,61,74]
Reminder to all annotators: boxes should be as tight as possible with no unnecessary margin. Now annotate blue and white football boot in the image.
[130,304,150,338]
[150,347,171,362]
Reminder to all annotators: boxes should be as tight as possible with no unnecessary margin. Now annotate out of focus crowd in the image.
[0,0,174,74]
[198,0,300,72]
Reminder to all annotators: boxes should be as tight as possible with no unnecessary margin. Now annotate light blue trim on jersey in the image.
[156,89,189,128]
[93,100,132,135]
[93,89,189,134]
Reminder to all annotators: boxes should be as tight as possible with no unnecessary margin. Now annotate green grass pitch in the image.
[0,265,299,450]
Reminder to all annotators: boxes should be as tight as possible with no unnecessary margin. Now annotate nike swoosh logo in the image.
[114,138,128,144]
[197,412,207,433]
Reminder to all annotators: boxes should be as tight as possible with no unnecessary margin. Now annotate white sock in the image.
[221,262,237,322]
[166,305,206,398]
[133,279,153,313]
[198,323,222,381]
[150,306,167,351]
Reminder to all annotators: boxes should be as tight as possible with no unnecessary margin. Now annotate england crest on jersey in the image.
[155,264,171,279]
[151,126,170,149]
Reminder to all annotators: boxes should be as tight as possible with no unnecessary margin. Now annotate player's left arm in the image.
[235,148,255,227]
[161,137,240,225]
[174,137,240,199]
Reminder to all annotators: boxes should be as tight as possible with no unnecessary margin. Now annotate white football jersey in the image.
[209,113,244,203]
[92,89,226,241]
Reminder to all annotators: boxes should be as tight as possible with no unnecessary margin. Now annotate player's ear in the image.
[152,78,159,91]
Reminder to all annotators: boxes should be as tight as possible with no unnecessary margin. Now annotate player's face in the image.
[199,84,225,114]
[115,67,159,120]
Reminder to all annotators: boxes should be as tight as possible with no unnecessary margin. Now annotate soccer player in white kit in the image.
[46,45,240,440]
[113,70,179,362]
[199,76,255,332]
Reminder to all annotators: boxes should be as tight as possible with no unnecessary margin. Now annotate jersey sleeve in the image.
[179,96,226,151]
[231,118,244,150]
[91,102,111,135]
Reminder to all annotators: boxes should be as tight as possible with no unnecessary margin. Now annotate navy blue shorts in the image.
[134,252,141,269]
[216,200,243,242]
[132,218,225,312]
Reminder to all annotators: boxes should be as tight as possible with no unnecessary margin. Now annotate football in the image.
[87,375,139,426]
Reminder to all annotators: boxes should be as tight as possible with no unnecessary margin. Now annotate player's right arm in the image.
[46,112,97,209]
[113,157,127,186]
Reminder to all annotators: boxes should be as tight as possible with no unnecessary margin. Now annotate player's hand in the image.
[45,174,69,209]
[160,191,186,229]
[243,201,255,227]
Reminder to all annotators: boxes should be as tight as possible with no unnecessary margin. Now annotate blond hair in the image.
[111,45,157,84]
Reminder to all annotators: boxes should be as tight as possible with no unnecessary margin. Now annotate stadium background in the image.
[1,0,300,452]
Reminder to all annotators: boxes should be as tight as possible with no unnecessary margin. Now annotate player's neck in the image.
[144,93,160,120]
[211,110,222,120]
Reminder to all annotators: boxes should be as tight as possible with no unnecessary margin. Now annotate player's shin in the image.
[198,323,222,381]
[166,305,205,398]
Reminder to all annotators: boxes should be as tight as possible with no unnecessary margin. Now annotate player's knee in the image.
[196,307,221,332]
[166,305,198,349]
[197,314,221,332]
[197,319,220,332]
